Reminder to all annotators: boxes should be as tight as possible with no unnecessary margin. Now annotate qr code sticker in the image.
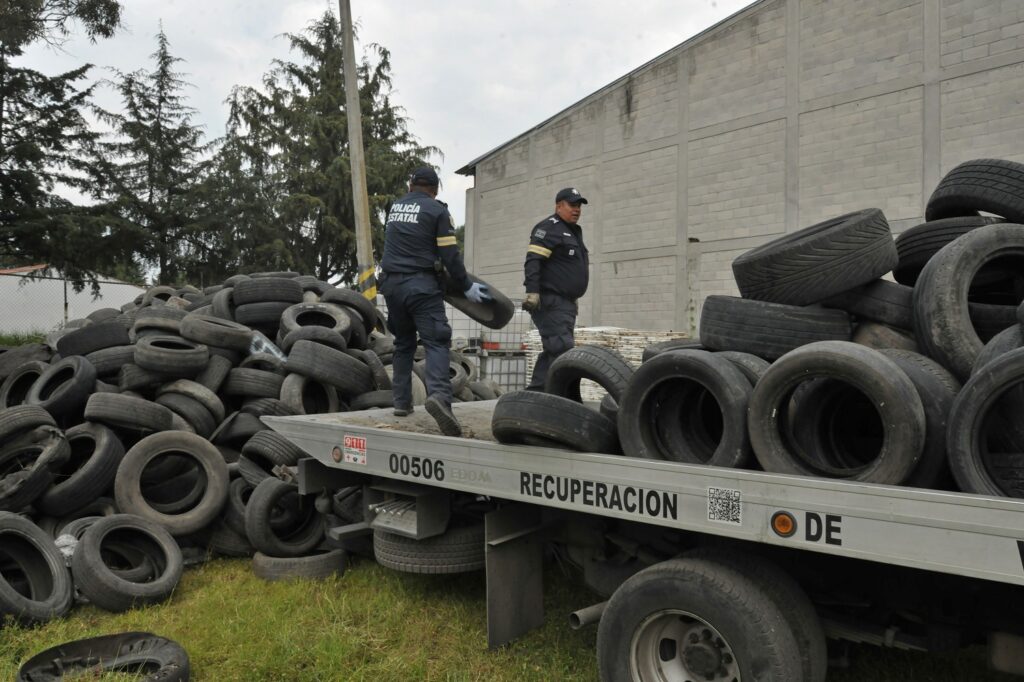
[708,487,741,525]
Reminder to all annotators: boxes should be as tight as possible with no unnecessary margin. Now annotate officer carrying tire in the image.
[380,167,491,436]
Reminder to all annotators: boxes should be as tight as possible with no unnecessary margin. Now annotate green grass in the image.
[0,332,45,347]
[0,557,1018,681]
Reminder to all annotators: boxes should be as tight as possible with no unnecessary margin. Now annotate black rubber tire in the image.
[0,404,57,440]
[155,392,217,438]
[359,349,392,390]
[442,273,516,330]
[350,390,395,410]
[0,360,47,408]
[597,556,803,682]
[947,347,1024,497]
[749,341,925,484]
[321,287,377,335]
[134,335,209,376]
[715,350,770,387]
[26,355,97,419]
[279,372,340,415]
[340,307,369,350]
[491,391,619,453]
[244,477,324,557]
[852,321,919,352]
[232,277,304,305]
[926,159,1024,223]
[234,301,292,328]
[641,339,704,363]
[913,222,1024,380]
[699,295,852,361]
[732,208,897,305]
[35,423,125,517]
[222,367,285,399]
[893,216,1003,285]
[970,302,1018,344]
[468,381,497,401]
[195,354,233,393]
[85,393,174,433]
[373,519,485,574]
[280,325,349,353]
[140,285,177,306]
[86,307,122,323]
[822,279,914,330]
[684,546,828,682]
[0,344,53,382]
[878,349,960,489]
[55,321,131,357]
[279,302,352,338]
[70,514,184,612]
[16,631,190,682]
[84,345,137,378]
[252,549,347,581]
[0,427,70,513]
[617,350,752,467]
[117,363,174,392]
[974,325,1024,374]
[180,313,254,351]
[158,378,226,423]
[238,352,286,375]
[285,339,373,397]
[241,429,308,470]
[250,270,300,279]
[545,345,634,403]
[114,431,230,536]
[0,511,74,624]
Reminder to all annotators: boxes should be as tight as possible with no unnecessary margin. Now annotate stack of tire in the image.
[622,158,1024,498]
[0,270,476,625]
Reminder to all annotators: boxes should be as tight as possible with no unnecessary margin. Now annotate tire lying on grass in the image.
[16,631,190,682]
[70,514,183,612]
[491,391,619,454]
[748,341,925,485]
[0,511,74,624]
[253,549,347,582]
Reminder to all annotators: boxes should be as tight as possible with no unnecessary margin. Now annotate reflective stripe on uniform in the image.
[527,244,552,258]
[436,236,457,247]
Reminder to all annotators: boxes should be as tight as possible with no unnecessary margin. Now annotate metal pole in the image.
[338,0,377,303]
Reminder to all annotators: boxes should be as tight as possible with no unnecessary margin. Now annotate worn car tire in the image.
[373,519,484,574]
[545,345,634,403]
[253,549,347,582]
[926,158,1024,223]
[0,511,73,624]
[491,391,619,454]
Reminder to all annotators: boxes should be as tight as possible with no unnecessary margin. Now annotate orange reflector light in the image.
[771,511,797,538]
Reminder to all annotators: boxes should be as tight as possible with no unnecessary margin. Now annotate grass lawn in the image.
[0,555,1017,681]
[0,332,45,347]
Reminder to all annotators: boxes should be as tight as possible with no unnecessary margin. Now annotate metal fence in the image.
[0,272,145,336]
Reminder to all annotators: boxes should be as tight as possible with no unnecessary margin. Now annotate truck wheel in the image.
[596,556,802,682]
[373,519,484,574]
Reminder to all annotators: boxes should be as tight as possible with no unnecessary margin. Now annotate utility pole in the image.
[338,0,376,303]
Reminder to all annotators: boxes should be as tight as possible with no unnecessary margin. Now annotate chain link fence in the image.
[0,272,145,336]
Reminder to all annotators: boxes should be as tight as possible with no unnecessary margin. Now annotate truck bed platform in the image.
[266,401,1024,588]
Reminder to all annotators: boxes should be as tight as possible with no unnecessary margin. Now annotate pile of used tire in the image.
[492,158,1024,500]
[0,271,492,625]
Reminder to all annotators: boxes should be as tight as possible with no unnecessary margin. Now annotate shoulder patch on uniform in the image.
[449,214,456,227]
[548,217,558,223]
[533,228,546,239]
[563,232,571,237]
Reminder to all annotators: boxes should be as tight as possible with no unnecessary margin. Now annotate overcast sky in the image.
[21,0,754,226]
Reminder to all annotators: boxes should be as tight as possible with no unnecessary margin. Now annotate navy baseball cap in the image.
[409,167,440,186]
[555,187,588,204]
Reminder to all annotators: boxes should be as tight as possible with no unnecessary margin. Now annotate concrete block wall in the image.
[462,0,1024,333]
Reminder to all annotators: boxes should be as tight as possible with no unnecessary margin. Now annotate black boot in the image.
[425,394,462,437]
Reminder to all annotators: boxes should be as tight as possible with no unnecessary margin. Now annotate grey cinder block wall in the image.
[457,0,1024,333]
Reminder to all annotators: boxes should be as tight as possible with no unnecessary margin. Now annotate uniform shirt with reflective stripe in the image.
[381,190,469,291]
[523,214,590,299]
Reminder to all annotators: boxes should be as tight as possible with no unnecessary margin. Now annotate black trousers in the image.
[527,293,577,390]
[380,272,453,408]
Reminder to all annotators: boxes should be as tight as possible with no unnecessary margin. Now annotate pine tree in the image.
[91,26,212,285]
[0,0,127,291]
[215,11,438,284]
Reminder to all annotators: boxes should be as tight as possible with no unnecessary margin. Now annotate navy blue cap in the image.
[555,187,588,204]
[409,167,440,186]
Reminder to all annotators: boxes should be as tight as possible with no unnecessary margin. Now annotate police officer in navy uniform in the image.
[380,167,491,435]
[523,187,590,390]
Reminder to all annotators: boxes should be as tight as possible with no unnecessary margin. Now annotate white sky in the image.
[20,0,754,226]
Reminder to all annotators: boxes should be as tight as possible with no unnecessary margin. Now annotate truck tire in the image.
[699,295,852,361]
[491,391,619,454]
[545,345,634,403]
[596,556,803,682]
[731,208,897,305]
[373,519,484,574]
[748,341,925,484]
[0,511,74,624]
[926,158,1024,223]
[253,549,347,582]
[913,222,1024,380]
[617,350,752,467]
[70,514,183,612]
[16,632,190,682]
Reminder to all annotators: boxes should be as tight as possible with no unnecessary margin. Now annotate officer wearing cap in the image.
[380,167,491,436]
[522,187,590,390]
